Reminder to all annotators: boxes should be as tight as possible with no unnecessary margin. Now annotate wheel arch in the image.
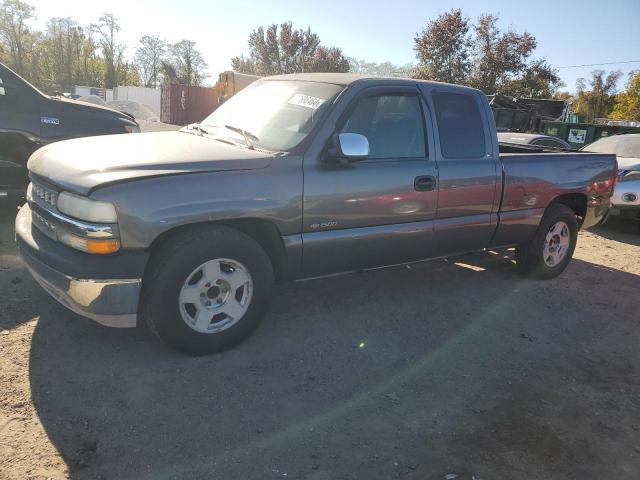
[147,219,289,283]
[548,193,588,226]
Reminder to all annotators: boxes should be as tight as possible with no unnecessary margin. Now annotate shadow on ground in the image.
[591,216,640,246]
[24,249,640,479]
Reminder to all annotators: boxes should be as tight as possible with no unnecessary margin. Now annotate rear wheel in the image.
[516,204,578,279]
[141,225,274,355]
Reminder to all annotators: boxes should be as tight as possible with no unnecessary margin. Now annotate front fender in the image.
[90,158,303,249]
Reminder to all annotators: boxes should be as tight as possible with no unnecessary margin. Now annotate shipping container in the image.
[161,84,221,126]
[217,71,260,103]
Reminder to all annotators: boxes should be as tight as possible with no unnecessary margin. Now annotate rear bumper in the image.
[581,203,610,230]
[15,204,144,328]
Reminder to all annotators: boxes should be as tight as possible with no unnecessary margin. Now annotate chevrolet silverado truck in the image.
[0,62,139,201]
[15,74,617,354]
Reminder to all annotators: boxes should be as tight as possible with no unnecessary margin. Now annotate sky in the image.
[26,0,640,92]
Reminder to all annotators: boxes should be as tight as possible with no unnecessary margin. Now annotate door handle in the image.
[414,175,437,192]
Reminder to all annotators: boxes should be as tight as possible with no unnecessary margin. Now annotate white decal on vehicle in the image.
[568,128,587,144]
[288,94,324,110]
[40,117,60,125]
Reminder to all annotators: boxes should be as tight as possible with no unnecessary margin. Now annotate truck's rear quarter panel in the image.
[491,152,617,246]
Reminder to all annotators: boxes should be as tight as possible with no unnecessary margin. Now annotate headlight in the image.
[123,124,140,133]
[57,192,118,223]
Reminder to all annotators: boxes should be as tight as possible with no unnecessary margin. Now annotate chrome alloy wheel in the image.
[542,221,571,267]
[178,258,253,333]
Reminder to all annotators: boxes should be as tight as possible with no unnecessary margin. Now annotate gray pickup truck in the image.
[15,74,617,354]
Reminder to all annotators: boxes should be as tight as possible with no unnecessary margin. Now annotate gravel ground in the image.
[0,207,639,480]
[137,120,181,132]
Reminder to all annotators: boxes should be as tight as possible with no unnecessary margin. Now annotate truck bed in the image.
[490,152,617,246]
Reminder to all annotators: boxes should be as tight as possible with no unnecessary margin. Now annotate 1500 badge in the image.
[309,221,338,230]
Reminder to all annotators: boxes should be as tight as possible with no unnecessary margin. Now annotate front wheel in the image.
[140,225,274,355]
[516,204,578,279]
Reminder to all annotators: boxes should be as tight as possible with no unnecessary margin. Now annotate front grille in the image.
[31,181,58,208]
[31,205,58,240]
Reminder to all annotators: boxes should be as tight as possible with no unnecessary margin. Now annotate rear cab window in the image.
[432,91,486,159]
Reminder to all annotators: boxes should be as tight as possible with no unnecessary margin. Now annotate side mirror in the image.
[337,133,369,161]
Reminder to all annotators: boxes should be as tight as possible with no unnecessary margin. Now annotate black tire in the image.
[140,225,274,355]
[515,204,578,279]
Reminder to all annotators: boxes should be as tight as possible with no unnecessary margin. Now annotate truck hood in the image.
[28,131,273,195]
[51,96,136,122]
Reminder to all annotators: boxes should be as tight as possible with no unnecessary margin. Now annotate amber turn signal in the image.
[86,239,120,254]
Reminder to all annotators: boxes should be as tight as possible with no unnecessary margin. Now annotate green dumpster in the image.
[544,121,640,149]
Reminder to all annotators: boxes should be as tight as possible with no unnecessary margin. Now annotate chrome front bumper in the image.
[16,205,140,328]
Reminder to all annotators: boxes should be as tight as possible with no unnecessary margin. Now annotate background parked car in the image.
[582,134,640,230]
[497,132,572,149]
[0,62,139,202]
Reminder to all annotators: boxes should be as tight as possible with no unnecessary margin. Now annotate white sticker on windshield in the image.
[288,93,324,110]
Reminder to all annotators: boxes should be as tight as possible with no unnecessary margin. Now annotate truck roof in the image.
[263,73,481,93]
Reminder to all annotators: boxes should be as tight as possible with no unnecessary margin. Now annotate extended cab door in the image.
[419,85,501,256]
[301,84,438,277]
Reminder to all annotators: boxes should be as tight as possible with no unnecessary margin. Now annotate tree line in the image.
[561,69,639,122]
[0,0,208,92]
[1,1,638,121]
[226,11,637,122]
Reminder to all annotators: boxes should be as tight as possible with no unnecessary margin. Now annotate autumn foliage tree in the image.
[611,71,640,121]
[471,14,539,94]
[232,22,349,75]
[412,9,562,97]
[413,9,471,84]
[573,70,622,120]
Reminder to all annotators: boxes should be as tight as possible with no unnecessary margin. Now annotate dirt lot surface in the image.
[137,120,181,132]
[1,205,639,480]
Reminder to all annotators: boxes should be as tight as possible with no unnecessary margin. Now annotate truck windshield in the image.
[200,80,343,152]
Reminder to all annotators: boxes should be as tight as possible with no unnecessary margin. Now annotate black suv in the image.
[0,62,139,201]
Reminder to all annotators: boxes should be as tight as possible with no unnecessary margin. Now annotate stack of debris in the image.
[487,94,567,133]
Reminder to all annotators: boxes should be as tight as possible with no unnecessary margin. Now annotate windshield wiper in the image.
[181,123,208,137]
[189,123,209,136]
[223,125,258,149]
[197,125,210,135]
